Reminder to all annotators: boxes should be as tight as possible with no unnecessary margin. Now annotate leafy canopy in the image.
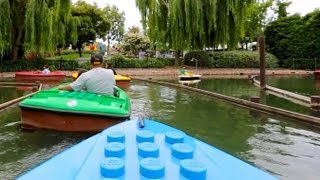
[71,1,110,48]
[136,0,255,51]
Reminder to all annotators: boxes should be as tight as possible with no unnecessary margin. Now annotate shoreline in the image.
[0,68,313,78]
[115,68,313,79]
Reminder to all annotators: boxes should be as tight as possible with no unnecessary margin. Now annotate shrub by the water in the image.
[184,51,278,68]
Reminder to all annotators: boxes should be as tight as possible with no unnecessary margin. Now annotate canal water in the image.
[0,76,319,180]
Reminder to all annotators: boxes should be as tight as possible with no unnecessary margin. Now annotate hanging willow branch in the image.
[136,0,254,51]
[24,0,75,55]
[0,0,12,58]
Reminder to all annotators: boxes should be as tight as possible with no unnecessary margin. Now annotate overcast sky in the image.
[72,0,320,31]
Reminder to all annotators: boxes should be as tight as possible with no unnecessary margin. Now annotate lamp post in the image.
[190,58,198,74]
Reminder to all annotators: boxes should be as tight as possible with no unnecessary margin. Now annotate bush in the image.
[184,51,211,67]
[184,51,278,68]
[0,56,175,72]
[0,59,80,72]
[109,56,174,68]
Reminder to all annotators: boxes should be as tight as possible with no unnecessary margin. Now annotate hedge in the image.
[184,51,279,68]
[0,59,78,72]
[109,55,175,68]
[0,57,175,72]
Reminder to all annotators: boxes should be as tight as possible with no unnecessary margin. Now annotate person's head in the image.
[77,69,87,79]
[90,53,103,67]
[44,65,49,69]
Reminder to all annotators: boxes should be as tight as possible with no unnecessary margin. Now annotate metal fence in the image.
[279,58,320,70]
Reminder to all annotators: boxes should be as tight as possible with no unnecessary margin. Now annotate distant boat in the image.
[15,71,66,80]
[17,118,277,180]
[19,83,131,132]
[71,72,131,87]
[179,72,201,80]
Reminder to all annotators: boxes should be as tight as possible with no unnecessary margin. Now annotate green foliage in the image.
[184,51,211,66]
[47,52,91,60]
[265,15,303,61]
[281,58,320,69]
[103,5,125,45]
[136,0,254,51]
[184,51,278,68]
[71,1,111,48]
[110,54,126,62]
[274,0,291,19]
[108,55,174,68]
[243,0,273,41]
[265,10,320,68]
[0,59,79,72]
[122,27,151,56]
[24,0,77,55]
[0,0,11,58]
[56,50,97,56]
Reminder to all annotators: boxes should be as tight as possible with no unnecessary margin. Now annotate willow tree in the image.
[0,0,11,59]
[0,0,78,60]
[24,0,79,57]
[136,0,254,63]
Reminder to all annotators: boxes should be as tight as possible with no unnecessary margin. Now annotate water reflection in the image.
[0,106,93,179]
[127,81,320,180]
[178,79,201,87]
[267,74,319,96]
[247,118,320,179]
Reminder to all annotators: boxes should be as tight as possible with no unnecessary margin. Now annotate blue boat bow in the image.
[18,118,277,180]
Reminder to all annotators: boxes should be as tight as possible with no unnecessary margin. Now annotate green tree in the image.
[122,26,150,56]
[25,0,79,57]
[274,0,292,19]
[71,1,111,57]
[0,0,78,60]
[265,15,303,62]
[298,10,320,59]
[242,0,273,49]
[103,5,125,54]
[136,0,254,64]
[0,0,12,59]
[265,10,320,67]
[265,10,320,62]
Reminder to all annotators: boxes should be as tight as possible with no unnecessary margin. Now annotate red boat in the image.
[15,71,66,81]
[314,70,320,79]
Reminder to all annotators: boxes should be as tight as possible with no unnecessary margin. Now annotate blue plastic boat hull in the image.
[18,118,277,180]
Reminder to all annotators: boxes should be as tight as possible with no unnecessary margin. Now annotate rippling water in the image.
[0,78,319,179]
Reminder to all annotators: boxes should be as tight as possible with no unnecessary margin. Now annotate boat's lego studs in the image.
[18,119,277,180]
[104,142,125,157]
[107,131,126,142]
[140,157,165,179]
[165,131,185,144]
[171,143,194,159]
[138,142,159,158]
[180,159,207,179]
[100,157,125,178]
[136,130,155,143]
[101,129,206,179]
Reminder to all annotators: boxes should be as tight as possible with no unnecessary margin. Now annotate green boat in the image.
[19,84,131,132]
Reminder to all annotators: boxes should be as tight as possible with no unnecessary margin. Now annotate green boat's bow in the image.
[19,85,131,118]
